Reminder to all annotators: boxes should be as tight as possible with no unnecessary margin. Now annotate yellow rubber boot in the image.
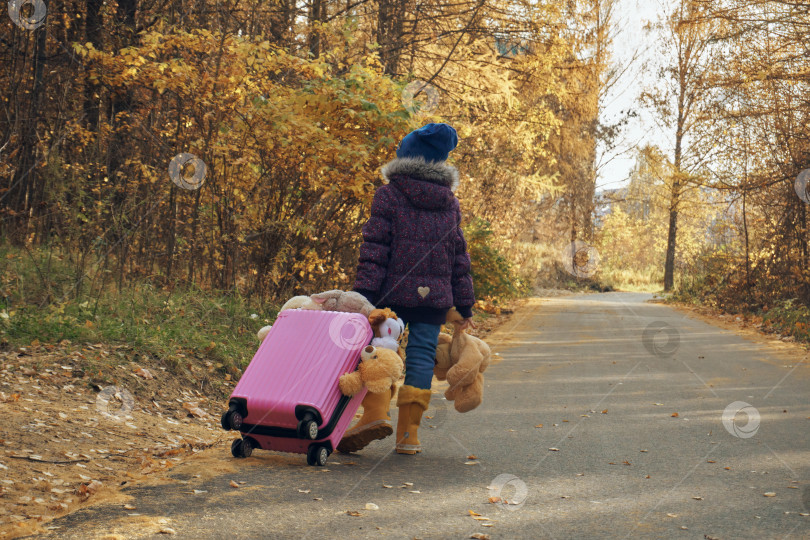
[337,386,394,453]
[395,385,432,455]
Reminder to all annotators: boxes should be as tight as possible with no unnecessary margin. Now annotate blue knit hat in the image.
[396,123,458,163]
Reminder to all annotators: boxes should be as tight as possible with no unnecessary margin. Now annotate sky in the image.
[595,0,667,193]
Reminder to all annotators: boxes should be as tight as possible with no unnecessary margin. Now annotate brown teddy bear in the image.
[434,309,491,412]
[339,345,404,396]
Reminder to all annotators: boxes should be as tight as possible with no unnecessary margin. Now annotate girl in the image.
[339,123,476,455]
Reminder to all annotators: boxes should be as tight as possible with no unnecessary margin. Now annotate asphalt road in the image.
[41,292,809,539]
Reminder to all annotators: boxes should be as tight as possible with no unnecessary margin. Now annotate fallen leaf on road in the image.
[707,460,716,463]
[469,510,482,516]
[382,484,393,488]
[692,496,703,500]
[640,449,648,453]
[654,403,664,406]
[548,447,559,452]
[123,504,136,510]
[467,455,477,460]
[488,497,501,504]
[671,413,679,418]
[409,490,421,494]
[346,511,362,517]
[298,489,311,494]
[799,513,809,517]
[192,490,207,495]
[158,528,176,535]
[623,461,631,466]
[465,461,479,465]
[402,482,413,487]
[666,513,677,518]
[763,492,776,497]
[601,409,608,414]
[365,503,379,510]
[535,424,543,428]
[472,516,491,521]
[470,534,491,539]
[229,480,239,488]
[313,497,323,501]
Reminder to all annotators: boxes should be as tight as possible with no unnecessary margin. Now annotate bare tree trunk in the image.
[376,0,407,75]
[84,0,103,131]
[308,0,324,58]
[663,128,682,292]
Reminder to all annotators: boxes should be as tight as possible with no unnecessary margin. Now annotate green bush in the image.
[761,299,810,342]
[0,245,274,372]
[464,218,527,300]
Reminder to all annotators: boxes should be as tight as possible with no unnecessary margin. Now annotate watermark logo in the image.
[96,386,135,420]
[8,0,47,30]
[168,153,206,191]
[642,321,681,358]
[721,401,760,439]
[328,314,369,351]
[401,80,440,115]
[561,240,600,278]
[488,473,528,511]
[795,169,810,204]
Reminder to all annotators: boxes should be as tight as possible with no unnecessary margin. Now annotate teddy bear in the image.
[367,308,405,353]
[256,295,322,341]
[310,290,375,318]
[339,345,404,396]
[434,309,491,413]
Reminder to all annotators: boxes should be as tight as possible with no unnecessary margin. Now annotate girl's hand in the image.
[456,317,476,332]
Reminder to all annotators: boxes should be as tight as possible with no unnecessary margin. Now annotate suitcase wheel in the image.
[231,438,253,459]
[222,409,243,431]
[306,444,330,467]
[297,415,319,440]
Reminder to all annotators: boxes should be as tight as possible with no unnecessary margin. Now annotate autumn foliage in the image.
[1,1,609,306]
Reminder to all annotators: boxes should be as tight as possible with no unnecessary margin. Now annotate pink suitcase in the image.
[221,309,372,466]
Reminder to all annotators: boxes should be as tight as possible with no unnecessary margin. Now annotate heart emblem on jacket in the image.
[417,286,430,299]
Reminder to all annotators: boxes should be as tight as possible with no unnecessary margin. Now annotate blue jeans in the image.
[403,320,441,390]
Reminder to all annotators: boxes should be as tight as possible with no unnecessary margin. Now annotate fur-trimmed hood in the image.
[380,157,460,211]
[381,157,460,192]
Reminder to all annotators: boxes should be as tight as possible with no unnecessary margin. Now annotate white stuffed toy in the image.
[367,308,405,352]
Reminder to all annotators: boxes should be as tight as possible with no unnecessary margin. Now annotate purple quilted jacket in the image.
[354,157,475,325]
